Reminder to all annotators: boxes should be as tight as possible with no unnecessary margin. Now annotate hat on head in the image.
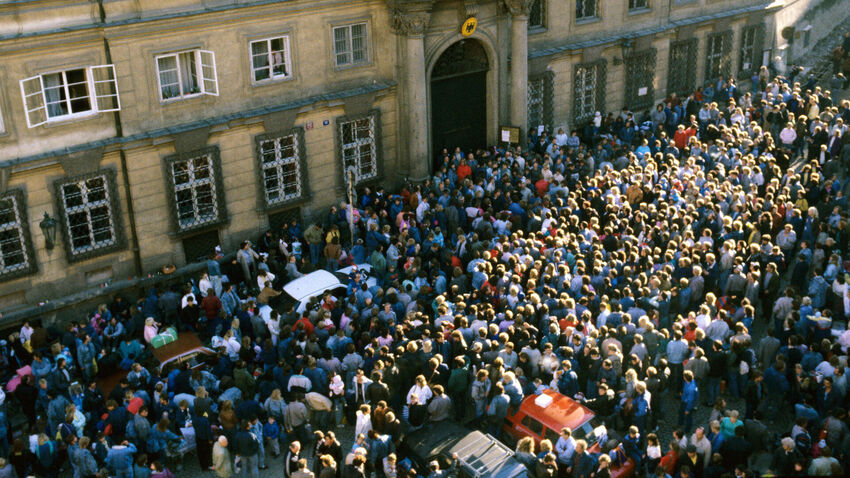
[686,445,697,454]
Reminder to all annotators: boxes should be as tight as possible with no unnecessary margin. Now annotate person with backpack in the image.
[35,433,59,478]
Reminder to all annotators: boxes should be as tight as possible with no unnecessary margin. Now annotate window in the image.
[333,23,369,68]
[521,416,544,435]
[168,151,222,231]
[528,72,554,132]
[624,49,657,111]
[574,61,605,124]
[705,31,732,83]
[576,0,597,20]
[0,191,35,279]
[250,36,292,82]
[156,50,218,101]
[739,25,763,74]
[257,129,306,208]
[0,104,5,133]
[338,113,378,184]
[668,38,698,95]
[19,65,119,128]
[529,0,546,30]
[629,0,648,9]
[60,175,117,255]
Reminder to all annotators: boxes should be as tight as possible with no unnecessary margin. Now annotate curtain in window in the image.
[42,73,66,118]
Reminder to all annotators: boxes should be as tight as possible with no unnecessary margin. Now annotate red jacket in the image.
[456,164,472,181]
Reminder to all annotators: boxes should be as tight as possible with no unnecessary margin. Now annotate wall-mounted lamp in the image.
[39,212,57,250]
[613,39,634,65]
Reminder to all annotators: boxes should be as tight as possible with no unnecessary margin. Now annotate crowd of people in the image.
[1,64,850,478]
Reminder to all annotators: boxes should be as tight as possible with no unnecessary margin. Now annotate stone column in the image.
[390,1,433,181]
[505,0,530,145]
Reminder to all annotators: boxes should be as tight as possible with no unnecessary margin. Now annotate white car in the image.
[275,263,377,315]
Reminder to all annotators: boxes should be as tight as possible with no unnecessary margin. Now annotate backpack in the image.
[794,431,812,456]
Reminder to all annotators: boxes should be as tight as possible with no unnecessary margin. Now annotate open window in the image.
[20,64,120,128]
[156,50,218,101]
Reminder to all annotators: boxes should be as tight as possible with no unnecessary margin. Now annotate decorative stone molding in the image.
[390,8,431,36]
[462,0,479,17]
[503,0,532,17]
[387,0,434,36]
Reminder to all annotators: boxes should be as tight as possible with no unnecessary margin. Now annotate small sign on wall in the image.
[638,87,648,96]
[306,121,314,130]
[323,120,330,126]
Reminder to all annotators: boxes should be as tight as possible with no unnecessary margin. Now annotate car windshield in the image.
[571,417,606,445]
[280,291,299,311]
[334,268,369,285]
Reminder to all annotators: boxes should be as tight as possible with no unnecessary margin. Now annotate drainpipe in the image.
[98,0,143,278]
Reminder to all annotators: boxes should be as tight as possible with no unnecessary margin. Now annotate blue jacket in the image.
[106,443,137,471]
[681,380,699,412]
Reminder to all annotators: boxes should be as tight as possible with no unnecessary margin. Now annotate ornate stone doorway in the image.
[429,39,489,170]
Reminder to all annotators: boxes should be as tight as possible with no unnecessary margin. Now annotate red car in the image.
[502,389,636,478]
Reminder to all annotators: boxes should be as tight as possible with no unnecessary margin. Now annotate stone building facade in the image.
[0,0,809,319]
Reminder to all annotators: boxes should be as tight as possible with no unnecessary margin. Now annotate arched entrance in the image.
[430,39,489,169]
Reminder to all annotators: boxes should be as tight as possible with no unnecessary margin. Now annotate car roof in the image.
[283,270,341,301]
[151,332,215,366]
[405,422,529,478]
[520,389,595,433]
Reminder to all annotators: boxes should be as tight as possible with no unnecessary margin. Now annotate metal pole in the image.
[347,168,356,242]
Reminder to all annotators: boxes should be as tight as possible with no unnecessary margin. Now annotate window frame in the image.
[575,0,599,21]
[705,30,732,84]
[155,49,218,102]
[53,169,126,263]
[528,71,554,134]
[738,25,764,76]
[249,35,294,84]
[573,60,606,125]
[19,64,120,128]
[335,110,382,187]
[163,147,228,235]
[332,22,370,69]
[0,189,37,282]
[628,0,649,11]
[254,127,310,211]
[528,0,547,31]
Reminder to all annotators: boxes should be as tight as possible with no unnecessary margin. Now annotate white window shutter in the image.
[19,75,47,128]
[199,50,219,96]
[89,64,121,112]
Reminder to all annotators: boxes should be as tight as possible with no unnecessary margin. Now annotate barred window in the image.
[576,0,597,20]
[528,74,553,132]
[259,133,303,206]
[629,0,648,10]
[528,77,545,129]
[171,154,219,230]
[574,63,601,122]
[339,114,378,184]
[529,0,546,30]
[668,39,697,96]
[0,194,31,276]
[60,175,116,255]
[705,32,732,82]
[739,25,762,74]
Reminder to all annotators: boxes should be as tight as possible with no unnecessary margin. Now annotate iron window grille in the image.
[529,0,546,30]
[705,31,733,83]
[339,113,378,184]
[629,0,649,10]
[668,38,698,96]
[257,128,308,209]
[0,190,36,280]
[54,170,125,263]
[576,0,597,20]
[739,25,764,76]
[167,149,225,233]
[574,61,606,124]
